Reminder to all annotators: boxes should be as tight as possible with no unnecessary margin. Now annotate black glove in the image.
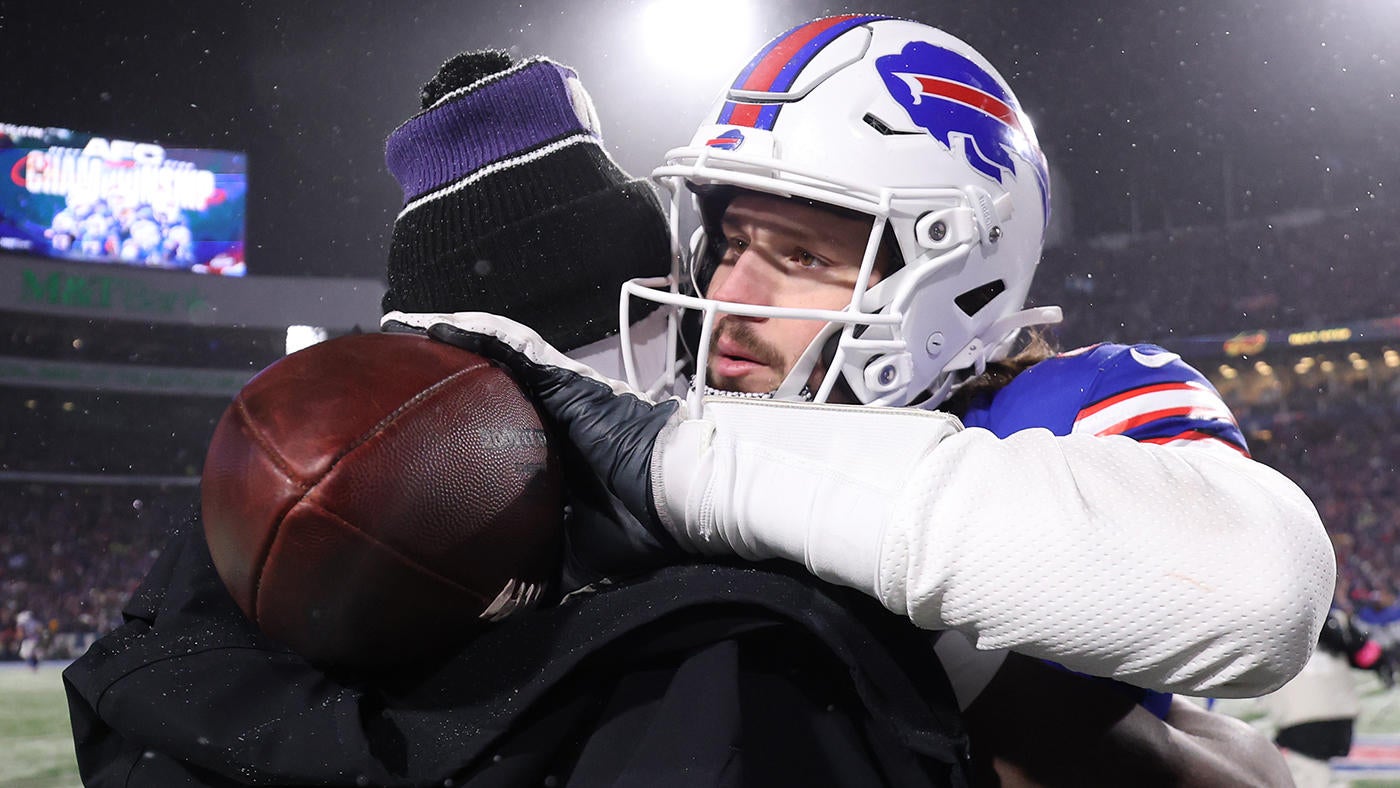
[422,314,688,590]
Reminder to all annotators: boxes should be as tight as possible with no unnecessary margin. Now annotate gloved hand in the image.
[415,312,966,603]
[423,313,688,588]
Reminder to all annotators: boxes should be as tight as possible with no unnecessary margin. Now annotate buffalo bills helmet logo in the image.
[877,42,1049,214]
[705,129,745,151]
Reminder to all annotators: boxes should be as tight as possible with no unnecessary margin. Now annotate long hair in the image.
[940,327,1058,418]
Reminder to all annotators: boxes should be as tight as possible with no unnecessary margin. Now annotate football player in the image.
[411,15,1330,782]
[418,11,1331,698]
[16,610,44,671]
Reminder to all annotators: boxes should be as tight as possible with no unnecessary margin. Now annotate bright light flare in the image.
[286,325,328,355]
[637,0,764,88]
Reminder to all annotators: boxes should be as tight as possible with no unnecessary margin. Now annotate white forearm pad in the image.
[653,398,963,591]
[885,427,1334,697]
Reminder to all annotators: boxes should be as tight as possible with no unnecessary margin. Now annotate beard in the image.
[705,319,787,393]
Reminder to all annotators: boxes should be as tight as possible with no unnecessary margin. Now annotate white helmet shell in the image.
[623,14,1060,408]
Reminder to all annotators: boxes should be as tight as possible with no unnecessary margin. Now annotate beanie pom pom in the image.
[420,50,514,108]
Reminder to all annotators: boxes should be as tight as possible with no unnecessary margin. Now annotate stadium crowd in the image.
[0,484,191,661]
[1040,200,1400,348]
[1243,386,1400,605]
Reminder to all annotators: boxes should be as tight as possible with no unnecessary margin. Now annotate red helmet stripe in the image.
[716,14,891,129]
[738,14,865,92]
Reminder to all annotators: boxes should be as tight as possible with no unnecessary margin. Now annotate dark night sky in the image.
[2,1,1397,280]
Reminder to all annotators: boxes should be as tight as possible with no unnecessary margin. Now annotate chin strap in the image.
[697,382,815,402]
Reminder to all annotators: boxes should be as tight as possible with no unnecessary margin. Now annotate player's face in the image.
[704,192,885,394]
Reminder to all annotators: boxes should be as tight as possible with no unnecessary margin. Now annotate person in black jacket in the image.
[1263,605,1386,787]
[65,49,970,788]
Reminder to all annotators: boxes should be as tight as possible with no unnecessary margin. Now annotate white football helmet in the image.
[621,15,1061,409]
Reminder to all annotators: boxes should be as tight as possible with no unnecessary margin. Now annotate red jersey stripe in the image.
[1095,406,1197,436]
[1141,431,1251,458]
[1078,381,1198,419]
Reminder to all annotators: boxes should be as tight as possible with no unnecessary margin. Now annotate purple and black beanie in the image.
[383,51,669,350]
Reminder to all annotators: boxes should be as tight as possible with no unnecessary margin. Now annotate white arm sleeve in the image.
[657,398,1334,698]
[886,426,1333,697]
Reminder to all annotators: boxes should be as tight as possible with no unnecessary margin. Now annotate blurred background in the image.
[1,1,1398,784]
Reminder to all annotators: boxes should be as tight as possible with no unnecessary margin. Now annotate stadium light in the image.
[1320,360,1337,373]
[637,0,764,89]
[1218,364,1238,379]
[1385,349,1399,368]
[285,325,328,355]
[1254,361,1273,376]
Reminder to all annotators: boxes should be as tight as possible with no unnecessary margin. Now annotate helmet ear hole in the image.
[954,280,1006,317]
[914,208,977,251]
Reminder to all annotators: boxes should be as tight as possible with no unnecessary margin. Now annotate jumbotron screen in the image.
[0,122,247,276]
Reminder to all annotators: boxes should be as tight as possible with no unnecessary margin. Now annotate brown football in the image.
[200,331,563,670]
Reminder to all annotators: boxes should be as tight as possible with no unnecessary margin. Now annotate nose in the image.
[706,249,775,309]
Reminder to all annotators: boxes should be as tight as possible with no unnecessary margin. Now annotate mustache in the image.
[709,320,784,369]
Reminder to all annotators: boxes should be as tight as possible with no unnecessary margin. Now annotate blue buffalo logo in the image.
[704,128,745,151]
[877,42,1049,215]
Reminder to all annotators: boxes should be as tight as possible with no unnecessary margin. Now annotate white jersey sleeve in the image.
[655,364,1334,698]
[880,423,1331,697]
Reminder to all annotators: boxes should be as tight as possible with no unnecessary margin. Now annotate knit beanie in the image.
[383,51,670,351]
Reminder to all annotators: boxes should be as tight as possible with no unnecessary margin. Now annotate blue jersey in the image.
[963,342,1248,456]
[959,342,1248,719]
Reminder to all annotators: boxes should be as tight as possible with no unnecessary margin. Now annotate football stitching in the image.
[243,351,488,623]
[277,498,496,608]
[232,395,314,490]
[230,400,308,624]
[332,357,489,463]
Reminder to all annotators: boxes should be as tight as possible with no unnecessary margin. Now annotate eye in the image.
[794,249,827,269]
[716,235,747,260]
